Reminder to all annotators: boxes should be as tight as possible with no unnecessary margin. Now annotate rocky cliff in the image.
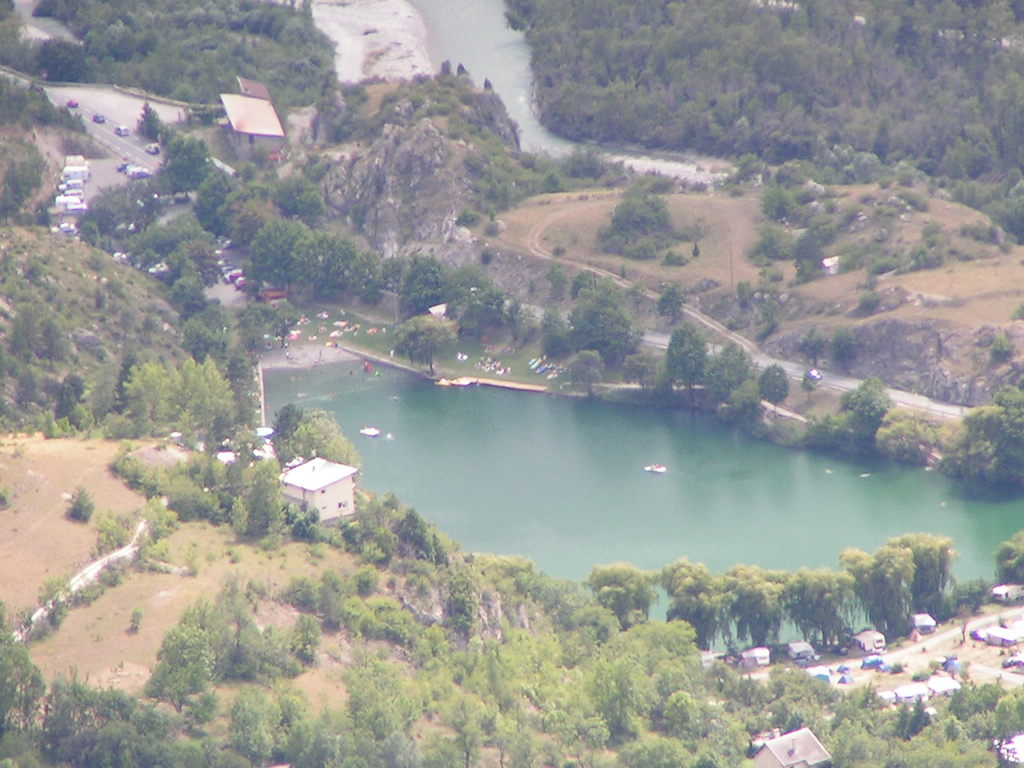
[323,80,521,262]
[761,317,1024,406]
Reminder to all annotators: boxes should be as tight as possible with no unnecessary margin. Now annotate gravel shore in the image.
[312,0,434,83]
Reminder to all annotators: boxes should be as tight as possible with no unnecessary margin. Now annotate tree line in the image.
[508,0,1024,180]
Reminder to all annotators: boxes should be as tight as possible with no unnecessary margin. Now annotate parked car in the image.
[116,161,131,173]
[114,125,130,136]
[65,98,78,108]
[91,113,106,124]
[1003,654,1024,669]
[145,143,160,155]
[127,167,151,179]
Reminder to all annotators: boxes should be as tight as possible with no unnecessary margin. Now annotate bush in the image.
[67,486,94,522]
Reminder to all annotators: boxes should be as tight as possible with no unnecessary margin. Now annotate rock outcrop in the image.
[324,85,520,261]
[764,317,1024,406]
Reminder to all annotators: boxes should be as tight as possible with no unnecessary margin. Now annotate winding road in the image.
[522,201,967,421]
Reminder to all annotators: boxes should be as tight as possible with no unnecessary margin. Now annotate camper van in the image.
[992,584,1024,603]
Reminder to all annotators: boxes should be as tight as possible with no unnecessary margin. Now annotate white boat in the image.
[644,464,667,474]
[359,426,381,437]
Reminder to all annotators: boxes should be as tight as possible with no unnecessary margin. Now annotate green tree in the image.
[67,486,94,522]
[722,564,786,647]
[290,614,321,666]
[0,629,44,737]
[782,568,855,647]
[586,563,655,629]
[623,352,658,389]
[841,543,915,638]
[273,173,324,225]
[278,408,358,467]
[541,309,573,358]
[942,386,1024,487]
[664,323,707,393]
[656,284,684,322]
[704,343,754,404]
[830,326,858,372]
[399,254,447,318]
[161,134,210,193]
[759,364,790,410]
[249,218,311,288]
[145,615,216,710]
[840,377,891,453]
[229,689,275,766]
[137,102,163,141]
[876,411,938,465]
[568,283,638,365]
[996,530,1024,584]
[567,349,604,396]
[194,171,236,236]
[798,327,827,367]
[660,558,723,649]
[586,656,648,744]
[394,315,457,374]
[889,533,955,617]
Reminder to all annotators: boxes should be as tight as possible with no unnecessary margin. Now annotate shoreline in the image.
[311,0,434,83]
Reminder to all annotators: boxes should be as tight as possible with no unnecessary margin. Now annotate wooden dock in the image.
[436,376,548,393]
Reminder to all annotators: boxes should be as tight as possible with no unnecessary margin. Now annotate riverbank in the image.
[311,0,433,83]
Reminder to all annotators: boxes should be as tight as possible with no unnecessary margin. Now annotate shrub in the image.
[67,486,94,522]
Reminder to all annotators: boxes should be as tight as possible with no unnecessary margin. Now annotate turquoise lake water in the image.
[265,360,1024,584]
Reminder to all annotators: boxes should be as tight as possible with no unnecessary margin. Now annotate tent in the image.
[895,683,929,703]
[805,665,831,682]
[861,655,885,669]
[927,676,961,696]
[986,626,1024,647]
[838,673,855,684]
[788,640,817,660]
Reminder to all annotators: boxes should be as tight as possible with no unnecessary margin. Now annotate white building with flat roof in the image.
[280,457,357,525]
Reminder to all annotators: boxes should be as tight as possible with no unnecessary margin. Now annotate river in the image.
[408,0,729,183]
[265,360,1024,585]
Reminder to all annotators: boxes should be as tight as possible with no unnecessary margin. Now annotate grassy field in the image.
[487,181,1024,355]
[0,436,147,617]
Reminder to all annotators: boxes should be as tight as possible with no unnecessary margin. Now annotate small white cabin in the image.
[281,457,357,525]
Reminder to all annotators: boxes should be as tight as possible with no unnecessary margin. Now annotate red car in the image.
[65,98,79,108]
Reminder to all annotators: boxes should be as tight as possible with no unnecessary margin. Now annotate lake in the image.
[265,359,1024,584]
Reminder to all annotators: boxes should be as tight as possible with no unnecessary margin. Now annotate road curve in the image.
[521,202,968,422]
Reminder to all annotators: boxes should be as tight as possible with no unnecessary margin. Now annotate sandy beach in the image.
[312,0,434,83]
[261,344,361,370]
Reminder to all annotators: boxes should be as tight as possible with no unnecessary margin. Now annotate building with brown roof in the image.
[237,76,271,101]
[752,728,831,768]
[219,93,285,158]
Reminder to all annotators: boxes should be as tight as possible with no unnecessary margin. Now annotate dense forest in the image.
[507,0,1024,177]
[0,0,334,108]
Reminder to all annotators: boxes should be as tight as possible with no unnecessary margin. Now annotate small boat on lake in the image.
[644,464,667,474]
[359,426,381,437]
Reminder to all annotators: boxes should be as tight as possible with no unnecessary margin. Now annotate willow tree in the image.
[586,563,656,630]
[841,543,915,638]
[660,558,723,650]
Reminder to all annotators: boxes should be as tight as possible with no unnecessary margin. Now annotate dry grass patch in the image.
[29,520,359,694]
[0,436,147,617]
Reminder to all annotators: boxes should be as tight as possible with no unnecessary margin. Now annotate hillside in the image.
[0,436,1015,768]
[479,174,1024,406]
[0,226,187,429]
